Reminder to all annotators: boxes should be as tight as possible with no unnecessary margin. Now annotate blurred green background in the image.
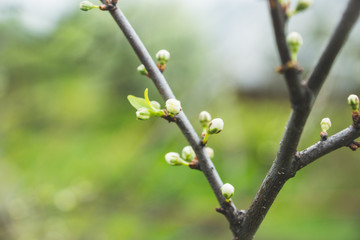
[1,1,360,240]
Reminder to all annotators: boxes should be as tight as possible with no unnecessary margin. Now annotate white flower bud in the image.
[287,32,303,47]
[320,118,331,132]
[348,94,359,111]
[137,64,148,76]
[208,118,224,134]
[165,99,182,115]
[287,32,303,62]
[156,49,170,63]
[204,147,214,159]
[296,0,313,12]
[80,1,98,11]
[165,152,188,166]
[150,101,161,110]
[199,111,212,127]
[221,183,234,201]
[136,107,151,120]
[182,146,195,162]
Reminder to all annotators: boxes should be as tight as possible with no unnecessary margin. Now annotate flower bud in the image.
[150,101,161,110]
[80,1,98,11]
[165,152,188,166]
[199,111,212,127]
[320,118,331,132]
[208,118,224,134]
[165,99,182,115]
[279,0,290,4]
[348,94,359,111]
[221,183,234,202]
[296,0,312,12]
[287,32,303,62]
[204,147,214,159]
[136,107,151,120]
[137,64,148,76]
[156,50,170,64]
[182,146,195,162]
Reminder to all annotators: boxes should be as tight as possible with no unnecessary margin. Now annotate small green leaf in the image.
[127,95,153,111]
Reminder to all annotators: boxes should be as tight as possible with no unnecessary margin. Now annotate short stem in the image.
[202,132,210,144]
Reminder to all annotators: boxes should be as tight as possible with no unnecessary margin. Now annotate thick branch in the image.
[236,1,360,239]
[101,3,241,232]
[268,0,306,107]
[306,0,360,97]
[236,108,310,239]
[296,125,360,171]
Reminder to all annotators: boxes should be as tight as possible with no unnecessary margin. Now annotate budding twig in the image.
[101,3,239,224]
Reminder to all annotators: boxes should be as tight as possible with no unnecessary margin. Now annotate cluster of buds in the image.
[128,89,182,121]
[285,0,313,18]
[348,94,360,128]
[165,145,215,169]
[221,183,235,203]
[128,89,165,120]
[165,146,197,167]
[199,111,224,144]
[320,118,331,141]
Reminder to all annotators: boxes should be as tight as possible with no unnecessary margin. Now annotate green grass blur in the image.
[0,6,360,240]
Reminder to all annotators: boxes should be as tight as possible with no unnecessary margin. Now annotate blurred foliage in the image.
[0,3,360,240]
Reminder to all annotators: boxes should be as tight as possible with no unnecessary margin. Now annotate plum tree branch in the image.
[95,0,360,239]
[296,125,360,171]
[234,1,360,239]
[99,1,241,231]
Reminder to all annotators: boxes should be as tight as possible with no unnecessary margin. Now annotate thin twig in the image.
[101,2,241,228]
[296,125,360,171]
[268,0,306,107]
[306,0,360,97]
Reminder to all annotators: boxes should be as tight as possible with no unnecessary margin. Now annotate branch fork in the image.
[95,0,360,239]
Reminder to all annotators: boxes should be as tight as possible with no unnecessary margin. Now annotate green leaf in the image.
[127,95,153,111]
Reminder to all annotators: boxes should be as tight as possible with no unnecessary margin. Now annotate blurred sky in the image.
[0,0,358,90]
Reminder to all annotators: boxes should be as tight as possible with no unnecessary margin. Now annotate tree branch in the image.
[236,108,310,239]
[235,1,360,239]
[100,3,242,234]
[306,0,360,97]
[296,125,360,171]
[268,0,306,107]
[97,0,360,239]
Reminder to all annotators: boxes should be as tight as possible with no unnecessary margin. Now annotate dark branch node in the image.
[352,111,360,129]
[215,207,226,215]
[188,159,201,171]
[275,61,303,74]
[320,131,328,141]
[161,110,177,122]
[99,0,117,11]
[348,141,360,151]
